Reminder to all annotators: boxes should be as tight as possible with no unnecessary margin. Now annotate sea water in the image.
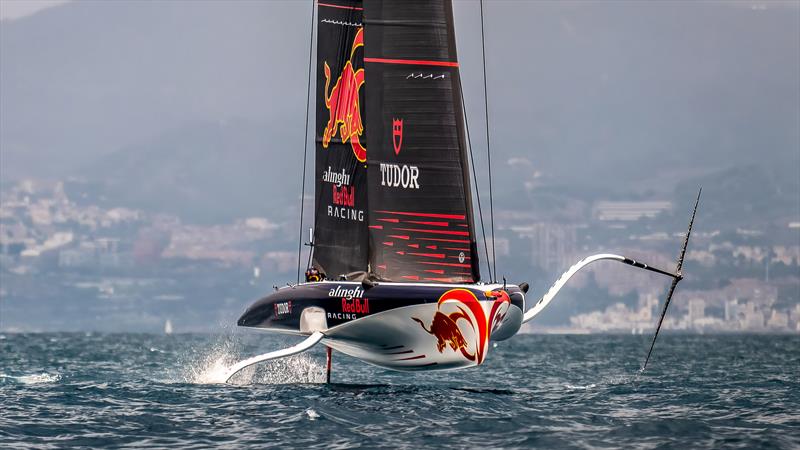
[1,333,798,448]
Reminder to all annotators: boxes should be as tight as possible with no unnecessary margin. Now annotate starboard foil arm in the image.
[224,331,325,383]
[522,254,681,324]
[522,189,701,336]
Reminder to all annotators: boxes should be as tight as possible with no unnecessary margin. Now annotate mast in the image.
[312,1,369,279]
[363,0,480,283]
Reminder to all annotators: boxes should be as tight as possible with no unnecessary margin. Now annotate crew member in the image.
[305,267,323,283]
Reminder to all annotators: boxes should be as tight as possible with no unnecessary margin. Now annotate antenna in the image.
[641,188,701,372]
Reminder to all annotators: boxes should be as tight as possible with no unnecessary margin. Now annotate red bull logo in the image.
[412,288,511,364]
[322,27,366,163]
[332,185,355,207]
[413,310,470,357]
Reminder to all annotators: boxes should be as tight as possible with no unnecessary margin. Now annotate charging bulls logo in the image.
[412,288,510,364]
[322,27,367,163]
[412,307,469,355]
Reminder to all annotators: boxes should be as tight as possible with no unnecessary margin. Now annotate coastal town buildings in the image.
[1,179,798,332]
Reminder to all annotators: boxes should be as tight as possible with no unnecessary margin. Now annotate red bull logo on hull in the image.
[322,27,366,163]
[412,288,511,364]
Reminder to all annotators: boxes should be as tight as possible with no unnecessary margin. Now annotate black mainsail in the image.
[310,0,480,283]
[363,0,480,283]
[312,1,369,278]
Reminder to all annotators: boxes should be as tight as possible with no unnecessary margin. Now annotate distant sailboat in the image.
[164,319,173,335]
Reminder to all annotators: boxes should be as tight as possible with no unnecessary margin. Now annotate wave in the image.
[0,372,61,385]
[170,334,325,385]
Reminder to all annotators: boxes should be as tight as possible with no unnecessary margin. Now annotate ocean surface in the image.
[1,332,798,449]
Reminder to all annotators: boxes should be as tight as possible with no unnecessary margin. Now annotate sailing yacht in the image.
[229,0,698,381]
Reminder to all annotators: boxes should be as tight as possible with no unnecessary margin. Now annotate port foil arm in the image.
[224,331,325,383]
[522,254,680,324]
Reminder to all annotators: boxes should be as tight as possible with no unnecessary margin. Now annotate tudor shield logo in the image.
[392,118,403,155]
[381,117,420,189]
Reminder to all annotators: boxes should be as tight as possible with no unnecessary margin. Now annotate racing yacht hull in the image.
[238,281,525,370]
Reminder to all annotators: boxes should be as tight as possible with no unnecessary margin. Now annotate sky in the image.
[1,0,796,21]
[0,0,70,21]
[2,0,798,195]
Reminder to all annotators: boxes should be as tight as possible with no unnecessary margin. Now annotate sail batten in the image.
[364,58,459,67]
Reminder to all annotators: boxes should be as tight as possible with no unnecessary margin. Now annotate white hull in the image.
[324,296,522,371]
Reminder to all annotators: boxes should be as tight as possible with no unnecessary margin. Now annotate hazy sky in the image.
[2,0,798,191]
[0,0,69,21]
[0,0,796,22]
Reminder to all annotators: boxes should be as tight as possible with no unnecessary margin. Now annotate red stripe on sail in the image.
[396,228,469,236]
[443,247,470,251]
[378,218,400,223]
[419,238,470,243]
[425,269,445,274]
[383,241,393,246]
[396,251,405,255]
[408,252,445,259]
[426,245,438,250]
[408,244,420,248]
[317,2,363,11]
[405,221,449,227]
[378,265,387,270]
[418,261,472,268]
[369,225,383,230]
[375,210,465,220]
[402,275,420,281]
[388,235,410,240]
[365,57,459,67]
